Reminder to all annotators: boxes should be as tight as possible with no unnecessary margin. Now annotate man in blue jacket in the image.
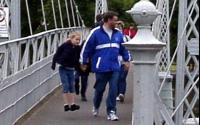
[80,11,131,121]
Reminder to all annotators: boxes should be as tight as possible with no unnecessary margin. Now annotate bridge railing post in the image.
[124,0,166,125]
[10,0,21,40]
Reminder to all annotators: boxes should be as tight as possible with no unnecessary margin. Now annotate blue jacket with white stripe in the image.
[80,26,131,72]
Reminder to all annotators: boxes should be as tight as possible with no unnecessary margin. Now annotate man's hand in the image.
[80,64,87,72]
[123,62,130,71]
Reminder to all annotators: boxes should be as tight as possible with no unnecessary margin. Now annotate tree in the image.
[21,0,41,36]
[76,0,95,27]
[20,0,137,35]
[76,0,137,27]
[108,0,137,27]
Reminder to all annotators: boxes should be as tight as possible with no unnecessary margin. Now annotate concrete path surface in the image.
[19,67,134,125]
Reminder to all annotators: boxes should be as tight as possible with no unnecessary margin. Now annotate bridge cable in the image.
[64,0,71,27]
[73,0,85,27]
[25,0,33,35]
[57,0,64,28]
[70,0,76,27]
[73,0,80,27]
[40,0,47,31]
[51,0,58,28]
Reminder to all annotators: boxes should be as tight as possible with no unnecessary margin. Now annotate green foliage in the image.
[21,0,138,35]
[20,0,193,59]
[107,0,137,28]
[76,0,137,27]
[21,0,79,36]
[20,0,184,57]
[76,0,95,27]
[21,0,42,36]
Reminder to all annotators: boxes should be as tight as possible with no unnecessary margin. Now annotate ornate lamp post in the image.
[124,0,166,125]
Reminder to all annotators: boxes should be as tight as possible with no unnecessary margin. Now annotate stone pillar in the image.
[124,0,166,125]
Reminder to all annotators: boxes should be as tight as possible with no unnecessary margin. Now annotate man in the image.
[115,21,131,103]
[80,11,131,121]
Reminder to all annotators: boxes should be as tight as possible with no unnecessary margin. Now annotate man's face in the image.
[108,16,118,29]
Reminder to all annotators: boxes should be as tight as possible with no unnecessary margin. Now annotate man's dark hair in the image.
[103,11,118,22]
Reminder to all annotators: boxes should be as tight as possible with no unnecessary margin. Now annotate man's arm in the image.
[119,44,132,71]
[80,31,96,71]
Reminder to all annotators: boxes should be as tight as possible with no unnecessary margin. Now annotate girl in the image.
[51,32,81,111]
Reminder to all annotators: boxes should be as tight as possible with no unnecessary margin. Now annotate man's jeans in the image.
[93,71,120,114]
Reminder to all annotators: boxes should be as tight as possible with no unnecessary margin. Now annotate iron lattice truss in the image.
[154,0,199,124]
[95,0,108,22]
[0,0,9,7]
[153,0,170,72]
[175,0,199,124]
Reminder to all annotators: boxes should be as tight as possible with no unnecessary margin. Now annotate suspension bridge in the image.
[0,0,199,125]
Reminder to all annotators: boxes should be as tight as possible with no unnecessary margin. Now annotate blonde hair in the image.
[68,32,81,39]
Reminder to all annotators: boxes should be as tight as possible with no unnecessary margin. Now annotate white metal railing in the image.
[0,0,90,124]
[0,27,90,125]
[0,27,89,81]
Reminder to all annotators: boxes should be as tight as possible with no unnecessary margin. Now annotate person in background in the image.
[115,20,130,42]
[92,13,103,28]
[123,23,137,39]
[51,32,81,112]
[115,21,131,103]
[80,11,131,121]
[75,40,91,102]
[116,56,130,103]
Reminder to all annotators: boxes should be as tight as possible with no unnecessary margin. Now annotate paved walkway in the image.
[19,67,134,125]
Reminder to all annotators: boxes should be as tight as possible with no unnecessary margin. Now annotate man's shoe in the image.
[116,96,120,101]
[92,107,99,117]
[64,105,70,112]
[70,104,80,111]
[119,94,125,103]
[107,111,119,121]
